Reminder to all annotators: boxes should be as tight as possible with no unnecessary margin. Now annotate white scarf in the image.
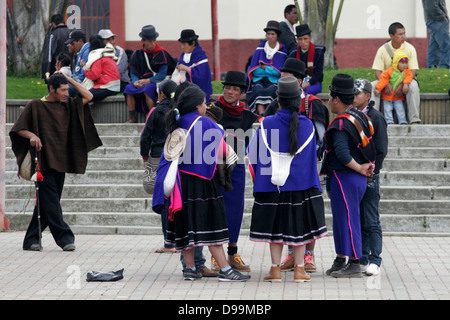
[84,43,118,71]
[183,52,192,64]
[284,18,295,34]
[264,41,280,60]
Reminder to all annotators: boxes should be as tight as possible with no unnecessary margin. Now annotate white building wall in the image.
[125,0,449,41]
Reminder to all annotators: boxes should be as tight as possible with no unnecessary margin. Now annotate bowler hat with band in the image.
[277,76,301,99]
[139,25,159,40]
[264,20,281,35]
[281,58,307,79]
[222,71,247,89]
[329,73,357,95]
[295,24,312,37]
[178,29,199,42]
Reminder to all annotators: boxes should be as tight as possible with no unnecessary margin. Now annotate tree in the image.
[6,0,69,75]
[294,0,344,68]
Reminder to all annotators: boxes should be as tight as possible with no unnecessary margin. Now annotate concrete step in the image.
[6,156,449,172]
[6,184,450,201]
[5,146,141,159]
[5,134,449,149]
[381,159,450,171]
[6,169,450,187]
[5,158,143,172]
[6,196,450,215]
[387,147,450,159]
[386,124,450,136]
[7,212,450,236]
[6,184,148,199]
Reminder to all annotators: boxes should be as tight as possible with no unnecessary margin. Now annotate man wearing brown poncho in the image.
[10,73,103,251]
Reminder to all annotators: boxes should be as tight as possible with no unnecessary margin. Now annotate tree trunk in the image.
[298,0,344,68]
[7,0,49,75]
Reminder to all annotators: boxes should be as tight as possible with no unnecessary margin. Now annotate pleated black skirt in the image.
[165,172,229,251]
[250,187,328,246]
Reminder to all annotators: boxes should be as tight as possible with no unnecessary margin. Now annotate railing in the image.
[5,93,450,124]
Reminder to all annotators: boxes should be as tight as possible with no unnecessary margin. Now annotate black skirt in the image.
[165,172,229,251]
[250,187,328,246]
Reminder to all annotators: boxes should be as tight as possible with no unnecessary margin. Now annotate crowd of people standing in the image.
[18,2,448,283]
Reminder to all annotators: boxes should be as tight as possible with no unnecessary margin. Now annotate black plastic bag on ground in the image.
[86,268,124,282]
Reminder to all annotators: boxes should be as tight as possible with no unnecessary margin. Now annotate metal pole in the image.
[0,0,10,231]
[211,0,220,81]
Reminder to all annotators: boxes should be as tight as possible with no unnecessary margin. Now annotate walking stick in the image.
[33,148,44,251]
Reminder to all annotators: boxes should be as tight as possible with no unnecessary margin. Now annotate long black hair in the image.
[165,83,205,133]
[89,34,105,51]
[278,95,301,156]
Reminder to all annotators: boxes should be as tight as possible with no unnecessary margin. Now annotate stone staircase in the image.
[5,123,450,236]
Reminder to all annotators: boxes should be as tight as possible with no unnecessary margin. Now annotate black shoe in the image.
[24,243,42,251]
[331,262,363,278]
[326,259,346,275]
[183,268,202,281]
[63,243,76,251]
[218,268,251,282]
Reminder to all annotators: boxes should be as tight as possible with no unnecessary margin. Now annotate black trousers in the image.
[23,169,75,249]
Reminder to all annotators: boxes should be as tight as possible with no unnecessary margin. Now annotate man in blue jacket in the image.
[66,29,90,97]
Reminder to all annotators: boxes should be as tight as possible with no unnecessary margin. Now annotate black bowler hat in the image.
[277,76,301,99]
[139,25,159,40]
[295,24,312,37]
[281,58,307,79]
[329,74,357,95]
[264,20,281,35]
[222,71,247,89]
[178,29,199,42]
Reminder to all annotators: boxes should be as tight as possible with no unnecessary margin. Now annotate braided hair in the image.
[278,95,301,156]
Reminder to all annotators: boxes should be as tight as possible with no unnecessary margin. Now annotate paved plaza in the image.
[0,231,449,302]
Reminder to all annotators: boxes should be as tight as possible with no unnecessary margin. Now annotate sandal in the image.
[155,247,176,253]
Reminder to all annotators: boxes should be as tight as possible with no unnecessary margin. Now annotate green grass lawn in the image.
[6,68,449,99]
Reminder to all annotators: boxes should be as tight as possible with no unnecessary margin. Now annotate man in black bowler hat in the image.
[289,24,325,96]
[210,71,258,273]
[320,73,376,278]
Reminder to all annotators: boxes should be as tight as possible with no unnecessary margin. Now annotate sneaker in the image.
[331,262,363,278]
[228,253,250,272]
[326,259,346,276]
[280,252,294,271]
[183,268,203,281]
[218,268,251,282]
[304,252,316,273]
[365,263,380,276]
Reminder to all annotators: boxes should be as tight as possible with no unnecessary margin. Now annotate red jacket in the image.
[84,57,120,89]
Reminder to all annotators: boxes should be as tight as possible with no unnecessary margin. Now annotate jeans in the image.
[383,99,408,124]
[180,247,206,270]
[426,20,450,69]
[360,175,383,266]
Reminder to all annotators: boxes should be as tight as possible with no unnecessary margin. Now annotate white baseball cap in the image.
[98,29,117,39]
